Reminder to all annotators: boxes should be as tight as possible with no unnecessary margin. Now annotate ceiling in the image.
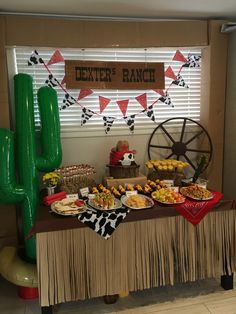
[0,0,236,20]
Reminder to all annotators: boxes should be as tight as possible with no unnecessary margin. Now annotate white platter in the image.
[51,199,86,216]
[88,198,122,211]
[181,194,213,201]
[180,188,213,201]
[155,199,185,205]
[121,194,154,210]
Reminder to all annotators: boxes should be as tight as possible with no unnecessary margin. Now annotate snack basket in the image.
[146,159,189,186]
[147,169,185,186]
[56,164,96,194]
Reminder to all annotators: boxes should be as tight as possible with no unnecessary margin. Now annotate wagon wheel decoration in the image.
[148,117,213,175]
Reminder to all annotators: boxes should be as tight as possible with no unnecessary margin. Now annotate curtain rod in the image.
[221,22,236,33]
[0,11,203,22]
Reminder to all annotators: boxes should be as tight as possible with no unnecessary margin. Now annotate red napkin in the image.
[43,191,67,206]
[174,191,223,225]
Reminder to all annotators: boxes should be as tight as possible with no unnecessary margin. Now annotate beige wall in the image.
[0,16,229,247]
[223,31,236,198]
[61,134,150,182]
[200,20,228,191]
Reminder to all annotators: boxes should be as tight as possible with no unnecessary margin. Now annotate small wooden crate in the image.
[104,174,147,188]
[147,170,185,186]
[107,164,140,179]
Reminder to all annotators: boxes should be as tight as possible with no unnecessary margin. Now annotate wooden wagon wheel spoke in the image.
[166,152,174,159]
[186,148,211,154]
[184,130,204,145]
[160,125,175,144]
[149,144,172,149]
[180,118,187,142]
[183,154,197,171]
[148,117,213,174]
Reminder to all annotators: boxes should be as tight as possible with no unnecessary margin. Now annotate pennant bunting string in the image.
[47,50,65,66]
[143,105,155,122]
[103,116,115,134]
[26,49,200,132]
[117,99,129,117]
[165,66,177,80]
[99,96,111,113]
[60,94,76,110]
[28,50,44,66]
[172,50,188,63]
[172,74,189,89]
[135,93,147,110]
[81,108,94,126]
[124,115,135,133]
[77,89,94,101]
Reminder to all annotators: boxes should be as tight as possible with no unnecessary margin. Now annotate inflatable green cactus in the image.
[0,73,62,262]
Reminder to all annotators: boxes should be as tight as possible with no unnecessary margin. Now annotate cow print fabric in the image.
[28,50,44,66]
[124,115,135,133]
[103,116,115,134]
[45,74,59,88]
[60,93,76,110]
[78,207,130,239]
[143,105,155,122]
[183,55,201,68]
[158,92,174,107]
[81,107,94,125]
[172,74,189,88]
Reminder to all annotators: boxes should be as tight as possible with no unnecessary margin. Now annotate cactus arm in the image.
[6,73,62,262]
[0,129,25,203]
[36,86,62,172]
[14,73,39,261]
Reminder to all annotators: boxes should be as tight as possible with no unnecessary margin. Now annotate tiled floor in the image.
[1,276,236,314]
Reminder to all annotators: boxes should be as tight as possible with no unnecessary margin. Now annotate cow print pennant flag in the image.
[60,93,76,110]
[183,54,201,68]
[103,116,115,134]
[143,105,155,122]
[81,107,94,126]
[124,115,135,133]
[172,74,189,89]
[27,50,44,66]
[158,91,174,107]
[45,74,59,88]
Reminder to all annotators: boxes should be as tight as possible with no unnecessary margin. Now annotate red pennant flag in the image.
[117,99,129,117]
[99,96,111,113]
[47,50,64,66]
[165,66,177,80]
[77,89,93,101]
[135,93,147,110]
[153,89,165,96]
[61,76,66,85]
[173,50,188,63]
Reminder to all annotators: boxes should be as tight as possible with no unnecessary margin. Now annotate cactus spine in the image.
[0,73,62,261]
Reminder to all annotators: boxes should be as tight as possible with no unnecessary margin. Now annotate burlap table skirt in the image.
[37,209,236,306]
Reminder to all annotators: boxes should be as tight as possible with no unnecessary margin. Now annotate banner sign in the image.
[65,60,165,90]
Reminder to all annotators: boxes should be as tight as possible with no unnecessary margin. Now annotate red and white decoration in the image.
[27,49,201,134]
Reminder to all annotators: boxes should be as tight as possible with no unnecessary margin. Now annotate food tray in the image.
[88,198,122,211]
[121,194,154,210]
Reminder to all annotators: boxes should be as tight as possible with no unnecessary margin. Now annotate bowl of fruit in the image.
[151,188,185,205]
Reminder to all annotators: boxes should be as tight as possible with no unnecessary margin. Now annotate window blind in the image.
[14,47,201,136]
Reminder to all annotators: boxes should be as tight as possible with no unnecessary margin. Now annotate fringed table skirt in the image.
[36,204,236,306]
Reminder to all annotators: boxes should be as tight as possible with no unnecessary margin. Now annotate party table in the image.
[32,198,236,314]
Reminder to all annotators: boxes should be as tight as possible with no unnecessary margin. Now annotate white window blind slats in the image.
[14,47,201,136]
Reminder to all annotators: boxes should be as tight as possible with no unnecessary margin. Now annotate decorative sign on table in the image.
[79,187,90,197]
[65,60,165,90]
